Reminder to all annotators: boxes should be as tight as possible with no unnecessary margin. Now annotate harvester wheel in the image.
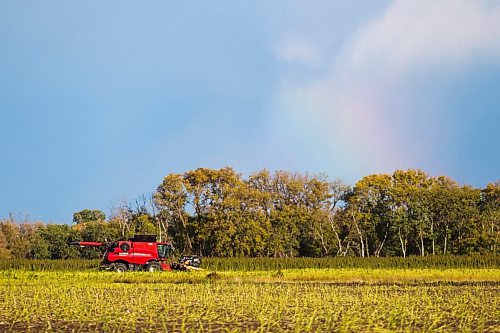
[146,262,162,272]
[114,263,128,273]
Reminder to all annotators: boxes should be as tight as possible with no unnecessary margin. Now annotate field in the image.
[0,257,499,332]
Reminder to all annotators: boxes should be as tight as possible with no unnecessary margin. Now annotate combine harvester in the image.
[71,234,201,273]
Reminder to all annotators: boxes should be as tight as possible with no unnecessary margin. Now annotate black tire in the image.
[114,263,128,273]
[146,262,162,272]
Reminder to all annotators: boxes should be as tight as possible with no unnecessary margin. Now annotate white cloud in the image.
[342,0,500,75]
[276,0,500,176]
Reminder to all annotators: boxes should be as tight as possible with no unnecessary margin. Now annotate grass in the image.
[0,267,499,332]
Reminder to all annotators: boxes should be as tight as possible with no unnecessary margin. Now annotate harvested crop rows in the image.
[1,263,499,333]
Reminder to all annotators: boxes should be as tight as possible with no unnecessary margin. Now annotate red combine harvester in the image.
[70,234,201,273]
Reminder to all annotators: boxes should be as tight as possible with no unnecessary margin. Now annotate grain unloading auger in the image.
[70,234,202,273]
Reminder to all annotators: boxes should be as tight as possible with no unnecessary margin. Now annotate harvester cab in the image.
[70,234,201,273]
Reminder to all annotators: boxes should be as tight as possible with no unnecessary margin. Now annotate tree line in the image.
[1,168,498,259]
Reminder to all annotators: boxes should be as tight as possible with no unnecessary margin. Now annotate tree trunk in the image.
[354,224,364,258]
[431,221,435,255]
[314,221,329,256]
[398,227,407,258]
[491,220,497,252]
[444,233,447,255]
[179,213,193,252]
[319,232,329,256]
[341,241,351,256]
[374,237,386,257]
[335,231,343,256]
[328,214,344,257]
[351,211,364,257]
[374,222,389,257]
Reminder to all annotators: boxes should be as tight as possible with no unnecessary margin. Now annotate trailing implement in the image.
[70,234,201,272]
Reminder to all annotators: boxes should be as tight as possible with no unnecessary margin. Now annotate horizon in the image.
[1,0,499,223]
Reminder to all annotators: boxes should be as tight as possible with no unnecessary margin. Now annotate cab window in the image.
[157,244,172,258]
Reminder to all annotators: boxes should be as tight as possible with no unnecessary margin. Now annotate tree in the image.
[429,176,460,255]
[350,174,392,257]
[390,170,433,257]
[155,174,191,251]
[450,186,481,254]
[180,167,268,256]
[266,171,307,257]
[73,209,106,224]
[35,224,78,259]
[132,214,157,235]
[479,182,500,253]
[0,228,11,259]
[325,180,351,256]
[29,233,50,259]
[109,200,133,238]
[10,223,38,258]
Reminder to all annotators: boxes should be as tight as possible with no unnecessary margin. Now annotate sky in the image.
[1,0,499,223]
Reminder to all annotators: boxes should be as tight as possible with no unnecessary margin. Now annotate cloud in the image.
[341,0,500,75]
[276,0,500,176]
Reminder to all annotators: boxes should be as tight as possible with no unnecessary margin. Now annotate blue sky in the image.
[1,0,499,223]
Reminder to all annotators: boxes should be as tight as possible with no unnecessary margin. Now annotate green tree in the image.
[350,174,392,257]
[266,171,306,257]
[479,182,500,253]
[73,209,106,224]
[132,214,157,235]
[450,186,481,254]
[28,233,50,259]
[429,176,460,255]
[36,224,78,259]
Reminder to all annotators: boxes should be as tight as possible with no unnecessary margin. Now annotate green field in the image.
[0,259,499,332]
